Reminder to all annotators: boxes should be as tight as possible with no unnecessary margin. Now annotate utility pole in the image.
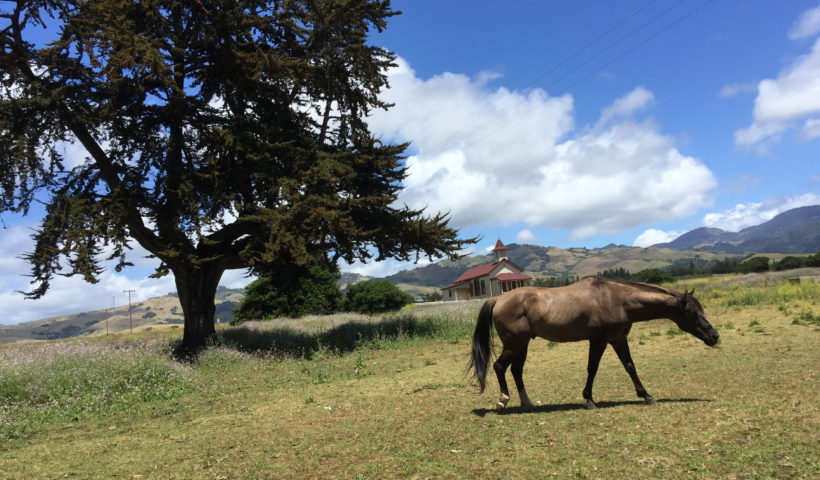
[123,289,135,334]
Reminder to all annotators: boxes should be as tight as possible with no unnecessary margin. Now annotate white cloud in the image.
[801,117,820,140]
[599,86,654,124]
[515,229,538,244]
[702,193,820,231]
[369,61,716,239]
[719,82,757,98]
[789,2,820,40]
[343,257,431,279]
[735,37,820,151]
[0,262,177,325]
[633,229,682,248]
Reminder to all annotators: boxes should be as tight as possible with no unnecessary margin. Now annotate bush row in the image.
[232,278,414,323]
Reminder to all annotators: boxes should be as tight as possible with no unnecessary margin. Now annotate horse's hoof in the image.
[496,393,510,410]
[644,396,657,406]
[584,400,597,410]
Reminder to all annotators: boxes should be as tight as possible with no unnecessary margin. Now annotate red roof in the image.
[441,258,529,291]
[454,261,499,283]
[492,272,532,282]
[492,239,507,251]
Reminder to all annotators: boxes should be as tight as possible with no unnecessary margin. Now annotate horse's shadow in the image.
[471,397,711,417]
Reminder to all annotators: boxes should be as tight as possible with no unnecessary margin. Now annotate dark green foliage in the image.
[775,256,805,271]
[597,267,632,281]
[773,252,820,271]
[345,280,413,314]
[422,291,443,302]
[598,267,673,284]
[737,256,771,274]
[630,268,674,284]
[533,275,578,287]
[232,262,343,322]
[1,0,475,350]
[709,257,742,274]
[142,311,157,320]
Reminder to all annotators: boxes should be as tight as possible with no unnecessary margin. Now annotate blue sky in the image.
[1,0,819,324]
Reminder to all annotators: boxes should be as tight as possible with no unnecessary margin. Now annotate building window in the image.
[480,280,486,295]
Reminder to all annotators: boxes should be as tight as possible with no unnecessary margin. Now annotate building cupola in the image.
[492,239,508,262]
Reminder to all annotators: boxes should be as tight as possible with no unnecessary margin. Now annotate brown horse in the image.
[468,277,719,410]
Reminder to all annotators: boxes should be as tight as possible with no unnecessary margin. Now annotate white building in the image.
[441,240,532,301]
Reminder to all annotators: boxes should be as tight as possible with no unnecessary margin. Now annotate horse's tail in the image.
[468,298,497,393]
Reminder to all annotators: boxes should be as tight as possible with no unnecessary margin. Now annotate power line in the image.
[554,0,715,98]
[421,0,665,156]
[463,0,717,149]
[419,0,713,160]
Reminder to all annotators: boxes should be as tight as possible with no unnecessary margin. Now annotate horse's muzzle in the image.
[705,330,720,346]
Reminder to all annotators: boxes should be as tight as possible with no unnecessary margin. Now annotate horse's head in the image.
[673,289,719,346]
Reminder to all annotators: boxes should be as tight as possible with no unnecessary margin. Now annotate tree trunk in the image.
[174,263,225,353]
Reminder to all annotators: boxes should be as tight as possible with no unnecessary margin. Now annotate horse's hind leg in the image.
[610,339,655,405]
[493,349,514,409]
[511,342,534,410]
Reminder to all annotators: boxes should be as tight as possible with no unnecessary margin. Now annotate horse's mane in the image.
[584,276,680,299]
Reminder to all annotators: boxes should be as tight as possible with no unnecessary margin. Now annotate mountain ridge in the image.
[654,205,820,253]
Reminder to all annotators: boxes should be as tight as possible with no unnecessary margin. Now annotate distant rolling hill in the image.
[379,206,820,292]
[0,287,244,345]
[655,205,820,253]
[382,243,741,291]
[6,205,817,345]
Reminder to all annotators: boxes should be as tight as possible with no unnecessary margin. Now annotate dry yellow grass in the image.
[1,279,818,479]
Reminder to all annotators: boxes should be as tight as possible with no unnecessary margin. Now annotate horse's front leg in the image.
[582,338,607,409]
[610,339,655,405]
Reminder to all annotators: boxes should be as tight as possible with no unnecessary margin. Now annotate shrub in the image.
[232,263,343,322]
[423,291,443,302]
[631,268,674,284]
[737,256,770,273]
[345,280,413,314]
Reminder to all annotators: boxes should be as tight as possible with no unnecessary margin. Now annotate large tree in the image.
[1,0,473,351]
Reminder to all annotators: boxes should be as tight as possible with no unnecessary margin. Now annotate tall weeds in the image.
[0,339,192,440]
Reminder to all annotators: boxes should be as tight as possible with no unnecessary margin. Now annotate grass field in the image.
[1,274,818,479]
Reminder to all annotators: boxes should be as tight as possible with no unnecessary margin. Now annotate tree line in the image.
[530,252,820,287]
[595,252,820,284]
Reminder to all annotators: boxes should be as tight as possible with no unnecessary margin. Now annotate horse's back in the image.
[493,281,616,342]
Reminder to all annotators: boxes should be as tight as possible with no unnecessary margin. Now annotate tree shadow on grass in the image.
[471,398,712,417]
[218,314,465,359]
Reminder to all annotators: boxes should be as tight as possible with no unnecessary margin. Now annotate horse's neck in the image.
[624,289,679,322]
